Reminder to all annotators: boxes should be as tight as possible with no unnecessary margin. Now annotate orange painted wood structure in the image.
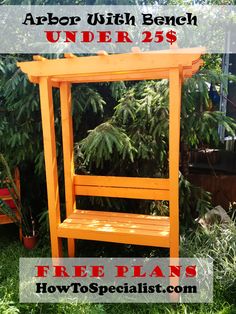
[17,48,204,257]
[0,167,22,240]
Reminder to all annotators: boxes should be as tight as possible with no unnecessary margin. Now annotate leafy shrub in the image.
[181,223,236,304]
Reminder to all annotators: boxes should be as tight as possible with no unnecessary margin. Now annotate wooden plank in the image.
[63,218,170,232]
[169,68,181,258]
[58,227,170,247]
[14,167,20,199]
[0,196,12,201]
[59,220,169,234]
[51,61,203,84]
[58,216,170,247]
[0,215,14,224]
[70,210,170,225]
[39,77,62,257]
[74,175,169,190]
[17,48,204,78]
[59,82,76,257]
[60,210,170,248]
[68,211,169,227]
[52,70,171,83]
[0,208,19,224]
[0,168,21,238]
[75,185,169,200]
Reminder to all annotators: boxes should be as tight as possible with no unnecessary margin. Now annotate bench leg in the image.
[51,236,63,257]
[170,242,179,258]
[68,239,75,257]
[170,246,179,302]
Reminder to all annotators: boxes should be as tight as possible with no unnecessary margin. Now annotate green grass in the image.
[0,224,236,314]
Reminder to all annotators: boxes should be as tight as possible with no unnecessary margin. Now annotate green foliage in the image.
[202,54,223,72]
[37,208,50,245]
[179,174,212,223]
[79,69,236,176]
[0,55,105,175]
[181,223,236,304]
[76,68,236,223]
[181,70,236,148]
[0,55,43,171]
[72,84,106,144]
[110,82,127,100]
[79,121,136,169]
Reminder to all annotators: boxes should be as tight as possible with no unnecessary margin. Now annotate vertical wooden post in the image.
[169,68,182,258]
[60,82,76,257]
[39,77,62,257]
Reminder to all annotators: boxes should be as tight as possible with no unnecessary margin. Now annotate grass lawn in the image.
[0,223,235,314]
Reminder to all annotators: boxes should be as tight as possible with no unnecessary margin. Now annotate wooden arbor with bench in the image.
[18,48,204,258]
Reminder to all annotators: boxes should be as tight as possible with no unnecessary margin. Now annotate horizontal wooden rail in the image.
[51,61,203,84]
[74,175,169,189]
[74,186,169,200]
[74,175,169,200]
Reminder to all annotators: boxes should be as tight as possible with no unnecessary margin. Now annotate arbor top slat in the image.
[17,47,205,83]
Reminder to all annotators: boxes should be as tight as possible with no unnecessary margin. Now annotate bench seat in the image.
[58,210,170,247]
